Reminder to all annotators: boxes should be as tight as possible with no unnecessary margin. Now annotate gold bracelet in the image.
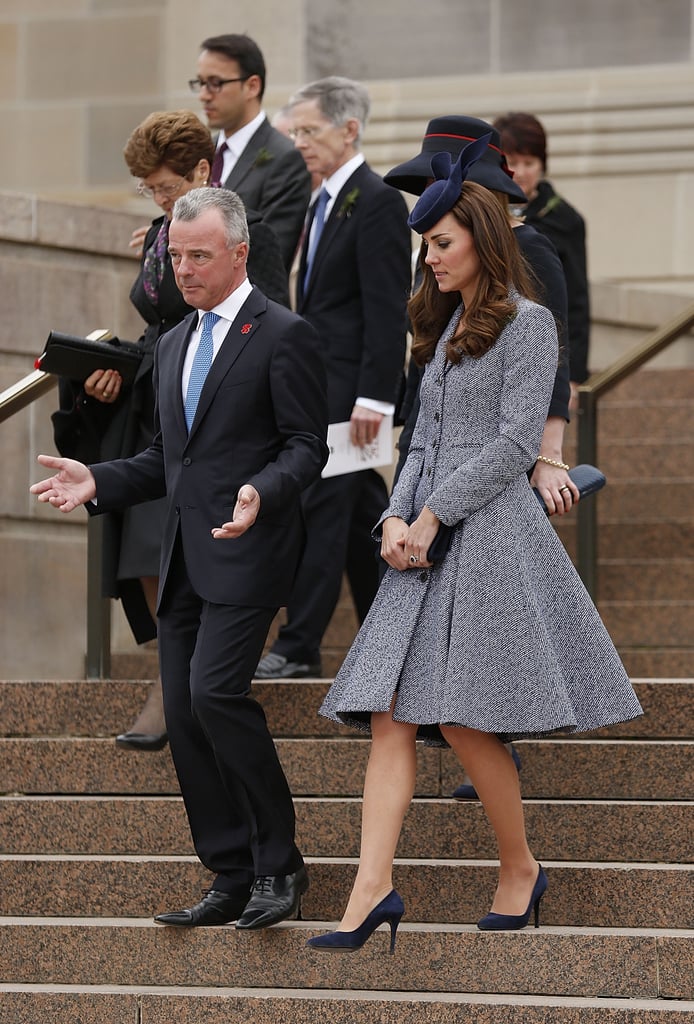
[536,454,570,471]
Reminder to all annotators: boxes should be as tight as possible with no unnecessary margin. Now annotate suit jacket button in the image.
[183,457,192,466]
[419,571,428,581]
[175,506,180,515]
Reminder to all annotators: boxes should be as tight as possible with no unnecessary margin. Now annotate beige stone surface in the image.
[0,23,18,101]
[23,14,162,100]
[499,0,691,71]
[0,519,87,680]
[0,192,34,241]
[0,109,83,190]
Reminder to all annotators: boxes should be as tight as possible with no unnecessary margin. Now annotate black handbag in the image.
[35,331,143,385]
[533,463,606,513]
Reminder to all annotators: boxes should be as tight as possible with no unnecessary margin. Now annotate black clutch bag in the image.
[35,331,143,385]
[533,463,606,514]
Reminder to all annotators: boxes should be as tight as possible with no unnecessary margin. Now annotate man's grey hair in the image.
[172,187,250,248]
[290,76,370,144]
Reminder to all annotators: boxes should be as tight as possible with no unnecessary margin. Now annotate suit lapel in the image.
[186,288,267,440]
[299,166,366,306]
[223,120,271,192]
[160,313,197,441]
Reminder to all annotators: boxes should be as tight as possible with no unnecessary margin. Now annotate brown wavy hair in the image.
[409,181,536,366]
[123,110,214,178]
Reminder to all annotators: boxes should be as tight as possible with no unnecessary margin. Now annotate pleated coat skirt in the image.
[320,299,642,744]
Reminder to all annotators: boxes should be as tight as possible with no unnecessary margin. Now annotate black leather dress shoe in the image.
[235,866,309,930]
[154,889,249,926]
[116,731,168,752]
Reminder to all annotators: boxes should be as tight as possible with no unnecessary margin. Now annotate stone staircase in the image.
[0,673,692,1022]
[559,366,694,679]
[1,366,691,1020]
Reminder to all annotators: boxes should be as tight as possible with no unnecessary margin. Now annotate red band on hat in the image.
[425,133,502,155]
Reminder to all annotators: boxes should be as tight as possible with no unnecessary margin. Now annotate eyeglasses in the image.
[287,125,328,141]
[188,75,249,94]
[136,177,187,200]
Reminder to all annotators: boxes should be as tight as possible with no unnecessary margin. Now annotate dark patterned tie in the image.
[184,312,221,431]
[210,141,228,186]
[303,187,330,288]
[142,218,169,303]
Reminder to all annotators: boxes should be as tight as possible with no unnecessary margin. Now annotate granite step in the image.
[601,368,694,402]
[619,650,694,678]
[0,919,690,1000]
[595,399,694,440]
[599,602,694,647]
[0,858,690,929]
[594,480,694,521]
[1,679,691,739]
[1,795,691,863]
[553,520,694,561]
[597,561,694,602]
[1,988,693,1024]
[1,736,691,801]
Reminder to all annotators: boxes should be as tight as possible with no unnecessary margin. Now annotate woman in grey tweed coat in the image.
[307,147,642,953]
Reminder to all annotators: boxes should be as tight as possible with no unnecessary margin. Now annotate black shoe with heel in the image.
[306,890,404,953]
[477,865,547,931]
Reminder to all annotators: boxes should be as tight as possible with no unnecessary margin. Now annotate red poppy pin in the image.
[241,323,253,334]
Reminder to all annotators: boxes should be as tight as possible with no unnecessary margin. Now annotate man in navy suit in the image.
[31,188,328,930]
[256,77,412,680]
[192,33,311,271]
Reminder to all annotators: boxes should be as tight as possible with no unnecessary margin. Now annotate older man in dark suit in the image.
[256,76,411,680]
[31,188,328,930]
[192,33,311,271]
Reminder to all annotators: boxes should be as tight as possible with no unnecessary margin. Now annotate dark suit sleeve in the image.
[246,316,328,514]
[518,228,571,421]
[558,213,590,384]
[355,186,412,405]
[253,147,311,271]
[247,219,291,307]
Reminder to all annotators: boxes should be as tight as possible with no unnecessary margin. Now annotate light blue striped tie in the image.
[303,187,330,288]
[184,311,220,431]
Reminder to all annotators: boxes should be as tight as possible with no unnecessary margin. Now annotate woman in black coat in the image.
[494,111,590,403]
[52,110,289,749]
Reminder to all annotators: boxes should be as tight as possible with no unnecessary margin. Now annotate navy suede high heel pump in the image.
[306,890,404,953]
[477,866,547,931]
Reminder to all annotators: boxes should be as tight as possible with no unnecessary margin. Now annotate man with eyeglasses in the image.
[255,76,411,682]
[191,33,311,272]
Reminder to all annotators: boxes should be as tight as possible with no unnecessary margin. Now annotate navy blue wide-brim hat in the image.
[385,114,527,203]
[408,135,493,234]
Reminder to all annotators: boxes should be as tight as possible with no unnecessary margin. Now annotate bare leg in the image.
[440,725,538,916]
[121,576,166,738]
[338,707,418,931]
[456,741,518,792]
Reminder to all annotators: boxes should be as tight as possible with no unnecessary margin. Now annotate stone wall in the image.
[0,193,144,680]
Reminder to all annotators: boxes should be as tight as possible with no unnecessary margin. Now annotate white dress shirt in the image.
[182,278,254,403]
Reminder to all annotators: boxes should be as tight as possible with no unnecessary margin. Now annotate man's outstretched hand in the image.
[211,484,260,539]
[30,454,96,512]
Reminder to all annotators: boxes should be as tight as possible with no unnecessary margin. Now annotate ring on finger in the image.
[409,554,419,564]
[559,485,571,494]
